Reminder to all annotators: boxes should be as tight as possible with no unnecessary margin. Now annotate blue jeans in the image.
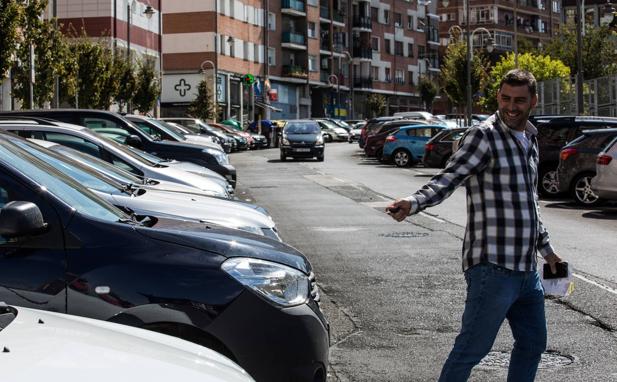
[439,263,547,382]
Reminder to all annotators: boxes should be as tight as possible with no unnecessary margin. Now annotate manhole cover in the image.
[478,350,574,369]
[379,232,429,238]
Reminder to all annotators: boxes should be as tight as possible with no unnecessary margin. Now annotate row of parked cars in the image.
[0,109,329,382]
[356,112,617,207]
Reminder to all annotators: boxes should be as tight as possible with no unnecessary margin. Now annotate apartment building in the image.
[562,0,617,28]
[437,0,561,53]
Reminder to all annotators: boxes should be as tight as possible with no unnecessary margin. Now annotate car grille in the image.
[309,272,320,303]
[291,142,315,148]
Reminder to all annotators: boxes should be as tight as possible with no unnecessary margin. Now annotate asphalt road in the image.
[231,143,617,382]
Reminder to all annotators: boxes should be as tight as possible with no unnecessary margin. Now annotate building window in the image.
[395,70,404,84]
[268,47,276,65]
[395,12,402,27]
[308,22,317,38]
[407,43,414,57]
[309,55,318,71]
[408,71,414,85]
[385,38,392,54]
[372,66,379,80]
[371,36,380,51]
[552,0,560,12]
[255,45,260,62]
[383,9,390,24]
[371,7,378,20]
[268,12,276,31]
[220,35,226,55]
[385,67,391,82]
[418,45,425,59]
[407,15,414,29]
[307,0,318,6]
[395,41,403,55]
[417,17,425,31]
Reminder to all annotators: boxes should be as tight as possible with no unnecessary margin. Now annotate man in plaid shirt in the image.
[387,69,564,382]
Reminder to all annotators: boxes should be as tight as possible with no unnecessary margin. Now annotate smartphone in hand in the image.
[543,262,569,279]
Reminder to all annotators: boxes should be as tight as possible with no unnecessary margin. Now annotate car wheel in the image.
[280,152,286,161]
[393,149,412,167]
[571,172,602,206]
[317,155,324,162]
[324,134,332,142]
[539,166,560,196]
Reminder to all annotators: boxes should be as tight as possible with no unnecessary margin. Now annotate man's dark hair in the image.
[499,69,537,96]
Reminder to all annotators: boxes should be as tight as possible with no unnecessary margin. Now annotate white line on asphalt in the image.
[572,273,617,296]
[419,212,446,223]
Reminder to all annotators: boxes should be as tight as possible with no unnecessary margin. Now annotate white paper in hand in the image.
[540,264,574,297]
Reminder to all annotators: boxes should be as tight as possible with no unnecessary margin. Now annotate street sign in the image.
[242,73,255,86]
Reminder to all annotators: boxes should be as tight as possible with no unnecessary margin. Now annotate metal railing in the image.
[352,16,371,29]
[282,32,306,45]
[536,75,617,117]
[282,0,306,12]
[282,65,308,78]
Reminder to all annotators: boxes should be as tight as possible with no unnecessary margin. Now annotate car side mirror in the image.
[0,201,48,238]
[125,134,143,149]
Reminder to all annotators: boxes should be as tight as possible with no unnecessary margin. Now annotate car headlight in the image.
[203,148,229,165]
[221,258,309,307]
[282,137,290,145]
[315,135,324,145]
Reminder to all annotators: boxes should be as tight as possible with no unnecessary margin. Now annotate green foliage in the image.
[133,59,160,114]
[366,93,386,117]
[0,0,22,80]
[544,24,617,80]
[187,79,216,121]
[480,52,571,111]
[69,38,109,108]
[440,40,491,111]
[114,52,137,112]
[418,76,438,112]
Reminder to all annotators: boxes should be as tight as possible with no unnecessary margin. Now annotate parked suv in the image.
[423,127,468,168]
[592,136,617,201]
[531,115,617,196]
[0,132,329,382]
[556,128,617,205]
[280,120,324,161]
[0,110,237,187]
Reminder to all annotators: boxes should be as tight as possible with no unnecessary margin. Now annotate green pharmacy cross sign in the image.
[241,73,255,87]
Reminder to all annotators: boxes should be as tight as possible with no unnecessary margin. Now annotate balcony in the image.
[352,46,372,60]
[353,76,373,88]
[281,0,306,15]
[332,10,345,24]
[320,6,329,19]
[282,65,308,79]
[352,17,372,30]
[282,32,307,50]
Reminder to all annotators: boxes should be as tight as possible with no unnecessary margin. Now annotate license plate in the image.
[294,148,311,152]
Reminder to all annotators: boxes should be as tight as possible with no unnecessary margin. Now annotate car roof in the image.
[532,115,617,125]
[399,124,446,129]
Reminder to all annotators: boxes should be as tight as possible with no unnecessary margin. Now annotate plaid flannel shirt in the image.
[406,112,556,272]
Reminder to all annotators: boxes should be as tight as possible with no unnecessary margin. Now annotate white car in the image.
[0,304,254,382]
[591,136,617,200]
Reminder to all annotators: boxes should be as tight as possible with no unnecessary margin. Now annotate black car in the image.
[0,110,237,187]
[280,120,324,161]
[423,127,468,168]
[0,132,329,382]
[531,115,617,196]
[556,128,617,205]
[162,117,237,152]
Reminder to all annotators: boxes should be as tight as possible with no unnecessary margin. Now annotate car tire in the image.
[571,172,602,206]
[393,149,412,167]
[280,152,286,161]
[324,134,332,142]
[317,155,324,162]
[539,166,561,196]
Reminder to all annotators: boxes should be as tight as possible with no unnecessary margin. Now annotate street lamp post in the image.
[200,60,217,123]
[576,0,584,113]
[328,74,339,118]
[343,51,353,119]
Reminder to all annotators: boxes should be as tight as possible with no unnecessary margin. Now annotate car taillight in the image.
[385,135,397,142]
[560,147,578,161]
[597,154,613,165]
[425,143,435,151]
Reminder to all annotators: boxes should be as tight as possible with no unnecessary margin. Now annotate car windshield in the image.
[126,145,168,165]
[9,138,124,195]
[139,119,187,141]
[319,120,339,129]
[285,122,320,134]
[0,138,127,222]
[92,132,160,167]
[52,145,142,185]
[158,120,192,135]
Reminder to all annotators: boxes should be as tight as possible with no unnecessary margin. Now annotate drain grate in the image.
[379,232,429,238]
[478,350,574,369]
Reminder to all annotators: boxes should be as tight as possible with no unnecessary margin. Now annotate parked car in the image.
[348,121,365,143]
[209,122,250,150]
[0,119,233,196]
[364,119,428,159]
[359,116,402,148]
[591,136,617,201]
[423,127,469,168]
[0,110,238,187]
[126,115,229,152]
[11,135,281,240]
[556,128,617,205]
[530,115,617,196]
[163,118,248,151]
[280,120,324,161]
[0,304,255,382]
[0,133,330,382]
[314,119,349,142]
[382,124,449,167]
[325,118,352,132]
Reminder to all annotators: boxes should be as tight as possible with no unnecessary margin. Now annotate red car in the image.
[364,119,427,159]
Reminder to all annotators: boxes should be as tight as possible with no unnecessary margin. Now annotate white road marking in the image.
[311,227,364,232]
[419,212,446,223]
[572,273,617,296]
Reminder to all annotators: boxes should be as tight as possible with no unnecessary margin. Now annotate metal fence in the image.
[536,75,617,116]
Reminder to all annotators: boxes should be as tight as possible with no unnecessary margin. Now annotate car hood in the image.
[151,164,228,188]
[164,160,227,179]
[108,189,275,230]
[1,306,253,381]
[143,180,229,198]
[138,218,310,273]
[286,133,319,142]
[183,135,223,150]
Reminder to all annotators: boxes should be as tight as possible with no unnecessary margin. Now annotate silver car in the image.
[0,120,233,197]
[591,136,617,200]
[11,136,281,241]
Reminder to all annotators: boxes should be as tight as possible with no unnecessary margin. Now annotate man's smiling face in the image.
[497,83,537,131]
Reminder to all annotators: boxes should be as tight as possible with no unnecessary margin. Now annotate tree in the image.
[544,24,617,80]
[440,40,491,113]
[480,52,571,111]
[132,59,160,114]
[418,76,438,112]
[114,52,137,112]
[366,93,386,117]
[97,49,121,109]
[70,38,110,108]
[187,79,216,121]
[0,0,22,80]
